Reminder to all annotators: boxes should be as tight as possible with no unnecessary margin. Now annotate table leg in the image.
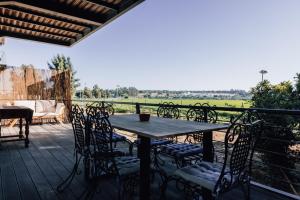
[19,118,23,139]
[137,135,141,158]
[25,119,29,148]
[139,136,151,200]
[202,131,213,200]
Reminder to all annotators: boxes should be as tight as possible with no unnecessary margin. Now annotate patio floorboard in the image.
[0,124,293,200]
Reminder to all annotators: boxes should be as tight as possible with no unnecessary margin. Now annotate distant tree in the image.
[92,84,102,99]
[104,89,110,98]
[83,87,92,98]
[128,87,138,97]
[295,73,300,96]
[48,54,80,96]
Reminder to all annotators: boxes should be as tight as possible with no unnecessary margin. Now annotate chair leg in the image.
[57,153,82,192]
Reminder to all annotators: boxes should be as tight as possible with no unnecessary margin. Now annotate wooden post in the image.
[136,103,141,114]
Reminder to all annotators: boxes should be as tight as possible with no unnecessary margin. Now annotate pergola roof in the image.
[0,0,144,46]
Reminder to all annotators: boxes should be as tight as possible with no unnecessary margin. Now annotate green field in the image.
[109,98,251,108]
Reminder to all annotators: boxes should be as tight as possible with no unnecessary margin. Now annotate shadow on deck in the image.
[0,124,293,200]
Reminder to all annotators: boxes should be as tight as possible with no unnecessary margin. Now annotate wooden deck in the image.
[0,124,293,200]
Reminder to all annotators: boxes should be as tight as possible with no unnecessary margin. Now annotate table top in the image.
[109,114,229,139]
[0,105,33,120]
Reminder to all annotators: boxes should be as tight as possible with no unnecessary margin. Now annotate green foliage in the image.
[250,76,300,168]
[92,84,103,99]
[48,54,80,96]
[295,73,300,95]
[251,80,297,109]
[83,87,92,98]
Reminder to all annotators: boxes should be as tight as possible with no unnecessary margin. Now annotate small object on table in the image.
[139,113,150,122]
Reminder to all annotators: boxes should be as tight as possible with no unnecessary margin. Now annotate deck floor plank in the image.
[0,124,295,200]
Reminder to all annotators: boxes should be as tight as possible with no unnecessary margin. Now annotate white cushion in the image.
[175,161,234,192]
[14,100,35,111]
[55,103,65,114]
[36,100,56,113]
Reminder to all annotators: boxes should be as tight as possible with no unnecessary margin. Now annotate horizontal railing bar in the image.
[251,181,300,199]
[72,99,300,116]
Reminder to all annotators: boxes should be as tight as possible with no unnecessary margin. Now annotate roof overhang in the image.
[0,0,144,46]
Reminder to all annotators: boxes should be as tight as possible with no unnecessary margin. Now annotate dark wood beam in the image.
[118,0,142,12]
[0,0,106,26]
[0,28,71,46]
[0,7,85,36]
[85,0,119,12]
[1,5,95,32]
[0,17,77,40]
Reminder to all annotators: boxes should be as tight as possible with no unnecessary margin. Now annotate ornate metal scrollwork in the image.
[185,103,218,144]
[157,102,180,119]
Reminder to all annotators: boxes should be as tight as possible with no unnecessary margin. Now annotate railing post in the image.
[136,103,141,114]
[203,107,208,122]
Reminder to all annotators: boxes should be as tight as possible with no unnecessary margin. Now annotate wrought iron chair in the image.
[84,108,140,199]
[160,111,263,200]
[57,104,87,192]
[184,103,218,144]
[158,103,218,168]
[86,104,133,155]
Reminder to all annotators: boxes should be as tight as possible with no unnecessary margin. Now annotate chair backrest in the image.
[186,103,218,123]
[215,111,263,194]
[86,102,114,116]
[86,106,113,154]
[69,104,86,154]
[157,102,180,119]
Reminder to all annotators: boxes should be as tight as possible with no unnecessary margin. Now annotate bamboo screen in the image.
[0,65,71,105]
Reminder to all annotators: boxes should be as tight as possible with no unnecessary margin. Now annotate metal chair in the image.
[84,109,140,199]
[57,104,87,192]
[160,111,263,200]
[158,103,217,168]
[86,104,133,155]
[184,103,218,144]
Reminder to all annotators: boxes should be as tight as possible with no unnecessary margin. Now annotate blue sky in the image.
[1,0,300,91]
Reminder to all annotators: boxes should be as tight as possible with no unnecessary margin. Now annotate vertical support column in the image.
[139,136,151,200]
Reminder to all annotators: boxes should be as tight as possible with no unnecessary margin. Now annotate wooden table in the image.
[0,106,33,147]
[109,114,229,200]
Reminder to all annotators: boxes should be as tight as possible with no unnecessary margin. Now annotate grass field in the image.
[111,98,251,108]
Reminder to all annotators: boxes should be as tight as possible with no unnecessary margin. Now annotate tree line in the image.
[75,85,139,99]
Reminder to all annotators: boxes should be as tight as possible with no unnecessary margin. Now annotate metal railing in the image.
[73,99,300,198]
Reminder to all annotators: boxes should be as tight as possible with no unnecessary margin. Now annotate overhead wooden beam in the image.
[0,0,106,26]
[0,5,95,32]
[85,0,119,12]
[0,28,71,46]
[0,17,78,40]
[0,7,85,36]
